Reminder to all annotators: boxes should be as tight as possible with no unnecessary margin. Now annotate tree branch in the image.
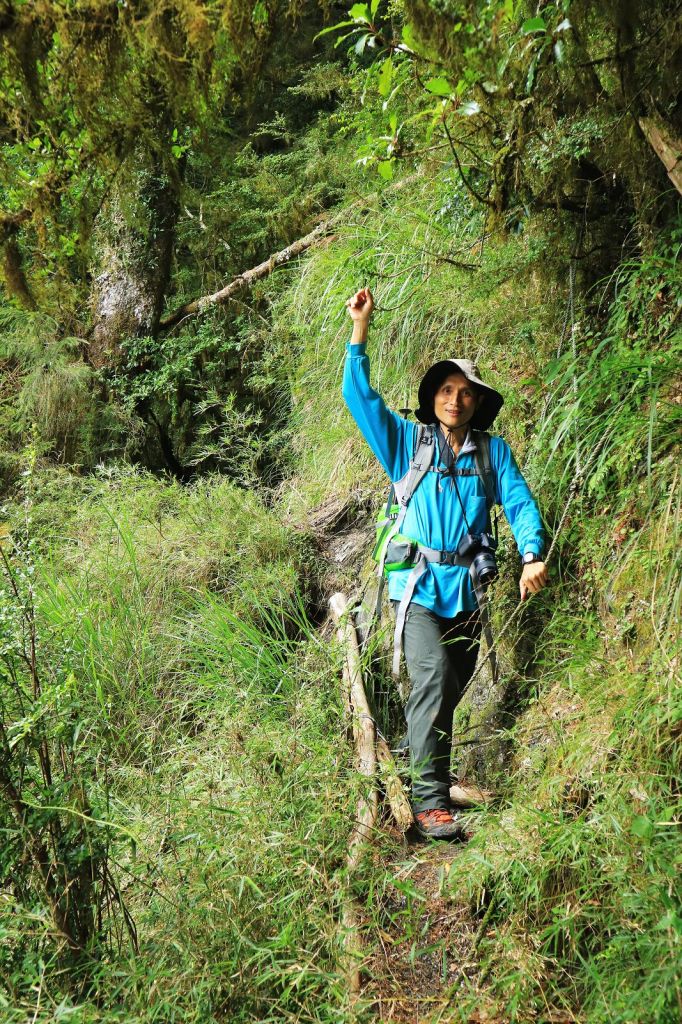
[441,119,494,208]
[159,220,335,331]
[638,115,682,196]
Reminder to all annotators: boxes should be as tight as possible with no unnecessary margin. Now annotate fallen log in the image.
[449,782,492,807]
[330,593,412,831]
[160,222,335,330]
[330,591,378,996]
[159,173,422,333]
[638,116,682,196]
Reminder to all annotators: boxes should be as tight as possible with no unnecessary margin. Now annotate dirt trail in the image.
[321,524,494,1021]
[361,824,486,1024]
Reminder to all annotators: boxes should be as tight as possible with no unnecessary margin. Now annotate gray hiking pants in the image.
[399,603,481,813]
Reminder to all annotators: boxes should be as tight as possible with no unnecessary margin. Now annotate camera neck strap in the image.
[435,426,498,541]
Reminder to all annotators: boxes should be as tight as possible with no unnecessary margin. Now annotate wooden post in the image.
[330,592,415,996]
[330,592,378,996]
[330,593,412,832]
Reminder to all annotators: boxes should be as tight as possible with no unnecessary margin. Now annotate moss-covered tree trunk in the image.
[89,158,178,370]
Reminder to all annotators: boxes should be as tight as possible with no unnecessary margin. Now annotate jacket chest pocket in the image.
[464,494,489,530]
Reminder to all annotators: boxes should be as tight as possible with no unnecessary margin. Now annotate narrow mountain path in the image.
[322,513,492,1021]
[322,513,578,1024]
[362,836,483,1022]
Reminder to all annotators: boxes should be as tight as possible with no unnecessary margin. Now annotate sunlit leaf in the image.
[522,16,546,33]
[497,52,511,77]
[378,57,393,98]
[631,815,654,839]
[313,19,357,40]
[526,53,540,93]
[424,77,453,96]
[377,159,393,180]
[349,3,371,22]
[355,32,371,54]
[401,22,416,48]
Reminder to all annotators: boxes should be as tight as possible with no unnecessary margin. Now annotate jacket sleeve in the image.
[342,341,414,482]
[490,436,545,557]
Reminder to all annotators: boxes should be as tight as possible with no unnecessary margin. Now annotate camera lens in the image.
[473,551,498,586]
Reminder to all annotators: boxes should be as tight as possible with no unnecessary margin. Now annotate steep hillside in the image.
[266,168,682,1022]
[0,1,680,1021]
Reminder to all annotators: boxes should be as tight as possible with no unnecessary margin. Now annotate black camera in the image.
[457,531,499,586]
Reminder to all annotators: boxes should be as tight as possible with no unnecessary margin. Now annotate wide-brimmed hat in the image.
[415,358,504,430]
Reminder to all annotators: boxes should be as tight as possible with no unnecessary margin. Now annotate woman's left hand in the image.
[520,561,548,601]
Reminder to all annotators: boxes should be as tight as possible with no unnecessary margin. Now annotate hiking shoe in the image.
[413,808,466,841]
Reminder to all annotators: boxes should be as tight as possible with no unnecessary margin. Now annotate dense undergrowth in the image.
[276,175,681,1022]
[1,465,359,1022]
[1,43,681,1021]
[3,164,680,1020]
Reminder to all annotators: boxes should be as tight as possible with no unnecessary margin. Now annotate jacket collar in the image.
[459,430,477,455]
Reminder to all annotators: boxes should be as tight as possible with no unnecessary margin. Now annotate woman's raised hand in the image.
[346,287,374,323]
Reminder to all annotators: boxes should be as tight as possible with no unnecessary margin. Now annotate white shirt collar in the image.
[459,430,477,455]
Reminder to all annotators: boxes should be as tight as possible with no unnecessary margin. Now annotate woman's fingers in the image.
[346,287,374,318]
[520,562,548,600]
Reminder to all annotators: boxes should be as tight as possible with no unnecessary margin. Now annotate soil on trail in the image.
[361,828,484,1024]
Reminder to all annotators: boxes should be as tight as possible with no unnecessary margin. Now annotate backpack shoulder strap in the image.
[472,430,497,511]
[393,423,435,512]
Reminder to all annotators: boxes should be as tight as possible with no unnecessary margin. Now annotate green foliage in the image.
[0,306,142,467]
[0,464,136,984]
[0,463,359,1021]
[421,226,681,1023]
[528,224,682,577]
[0,3,680,1015]
[0,0,346,321]
[318,0,680,233]
[249,162,681,1021]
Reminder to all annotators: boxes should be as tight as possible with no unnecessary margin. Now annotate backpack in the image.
[372,423,497,580]
[368,423,499,679]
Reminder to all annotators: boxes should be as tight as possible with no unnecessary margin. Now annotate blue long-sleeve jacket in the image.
[342,341,544,616]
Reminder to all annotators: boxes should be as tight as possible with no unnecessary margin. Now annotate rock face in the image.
[89,163,177,368]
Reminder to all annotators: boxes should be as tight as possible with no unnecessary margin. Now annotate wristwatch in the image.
[522,552,541,565]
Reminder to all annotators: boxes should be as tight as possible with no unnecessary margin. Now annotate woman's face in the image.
[433,373,481,431]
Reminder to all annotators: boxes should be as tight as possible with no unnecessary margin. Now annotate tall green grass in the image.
[2,159,679,1023]
[431,225,681,1022]
[1,468,362,1023]
[264,179,681,1021]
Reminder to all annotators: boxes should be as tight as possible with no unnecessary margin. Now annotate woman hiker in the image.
[342,287,548,841]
